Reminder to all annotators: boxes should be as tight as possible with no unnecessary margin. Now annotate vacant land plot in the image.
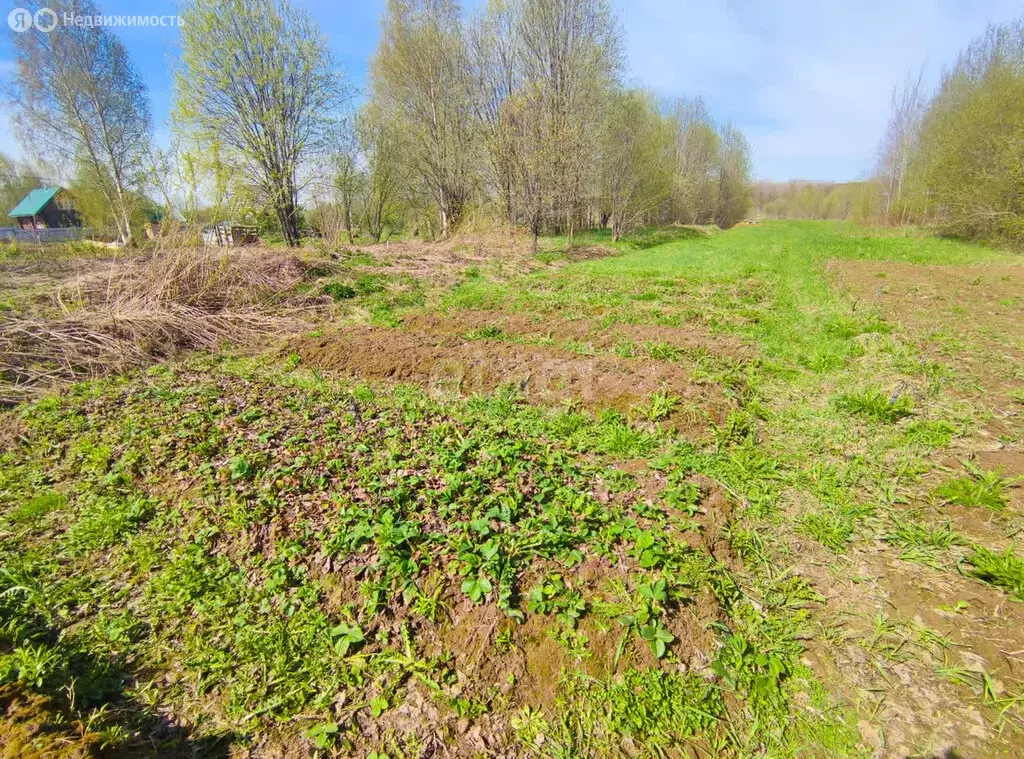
[1,221,1022,757]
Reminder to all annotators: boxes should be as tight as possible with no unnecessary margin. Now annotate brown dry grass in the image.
[0,246,320,405]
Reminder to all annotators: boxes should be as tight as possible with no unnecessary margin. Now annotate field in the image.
[1,220,1023,758]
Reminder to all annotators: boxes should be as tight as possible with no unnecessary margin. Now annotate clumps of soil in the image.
[401,309,751,359]
[288,325,733,430]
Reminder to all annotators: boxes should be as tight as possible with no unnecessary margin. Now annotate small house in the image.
[7,187,81,231]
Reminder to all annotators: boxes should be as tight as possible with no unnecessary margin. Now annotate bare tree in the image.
[358,111,402,243]
[8,0,151,245]
[499,84,548,250]
[175,0,349,246]
[370,0,478,239]
[468,0,521,226]
[876,67,926,224]
[516,0,623,237]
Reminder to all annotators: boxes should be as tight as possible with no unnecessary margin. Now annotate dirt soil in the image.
[401,309,752,359]
[829,259,1024,398]
[288,324,734,432]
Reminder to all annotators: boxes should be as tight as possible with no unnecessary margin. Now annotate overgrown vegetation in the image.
[1,220,1021,756]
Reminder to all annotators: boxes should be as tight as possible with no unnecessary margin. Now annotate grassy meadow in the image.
[1,220,1022,757]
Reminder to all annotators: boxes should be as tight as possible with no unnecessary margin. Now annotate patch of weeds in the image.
[964,546,1024,598]
[563,338,596,355]
[833,387,914,423]
[322,282,356,301]
[614,340,636,358]
[464,324,505,341]
[797,510,854,552]
[596,578,676,661]
[526,575,586,628]
[884,515,962,567]
[591,411,658,457]
[824,313,892,339]
[556,667,723,750]
[353,273,387,294]
[642,341,681,361]
[63,496,155,554]
[636,388,680,422]
[932,467,1008,510]
[9,491,66,524]
[904,419,956,447]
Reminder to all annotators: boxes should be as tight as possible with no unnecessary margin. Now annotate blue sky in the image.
[2,0,1022,181]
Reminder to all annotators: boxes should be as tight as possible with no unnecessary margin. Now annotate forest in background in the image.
[3,2,1023,251]
[2,0,752,248]
[756,17,1024,250]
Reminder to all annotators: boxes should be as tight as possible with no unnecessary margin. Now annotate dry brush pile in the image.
[0,246,322,405]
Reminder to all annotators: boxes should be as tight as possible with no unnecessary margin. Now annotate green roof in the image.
[8,186,62,218]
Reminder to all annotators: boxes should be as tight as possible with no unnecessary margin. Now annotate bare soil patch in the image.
[402,308,752,359]
[289,325,733,430]
[829,259,1024,398]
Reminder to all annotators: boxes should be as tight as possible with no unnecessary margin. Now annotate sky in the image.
[1,0,1022,182]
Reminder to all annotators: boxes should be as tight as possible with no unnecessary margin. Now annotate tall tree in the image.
[357,110,402,243]
[598,89,673,241]
[468,0,521,226]
[669,97,721,225]
[175,0,348,246]
[8,0,151,244]
[370,0,478,239]
[876,68,926,224]
[516,0,622,235]
[715,125,752,228]
[910,18,1024,245]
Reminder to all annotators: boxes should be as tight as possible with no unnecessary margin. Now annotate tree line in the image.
[5,0,753,248]
[876,16,1024,248]
[757,16,1024,251]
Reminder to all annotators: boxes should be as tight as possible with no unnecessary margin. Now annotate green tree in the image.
[598,90,674,241]
[0,153,46,218]
[714,125,752,228]
[175,0,349,246]
[910,18,1024,246]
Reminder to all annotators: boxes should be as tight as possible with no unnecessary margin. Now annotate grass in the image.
[965,546,1024,598]
[833,387,915,423]
[932,467,1010,510]
[1,220,1022,756]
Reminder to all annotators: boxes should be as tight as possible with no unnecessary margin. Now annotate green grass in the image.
[966,546,1024,598]
[2,220,1022,755]
[932,469,1010,510]
[833,388,915,423]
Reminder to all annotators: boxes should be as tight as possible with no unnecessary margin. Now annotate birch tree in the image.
[598,90,673,240]
[876,68,925,224]
[175,0,348,246]
[517,0,622,235]
[369,0,478,238]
